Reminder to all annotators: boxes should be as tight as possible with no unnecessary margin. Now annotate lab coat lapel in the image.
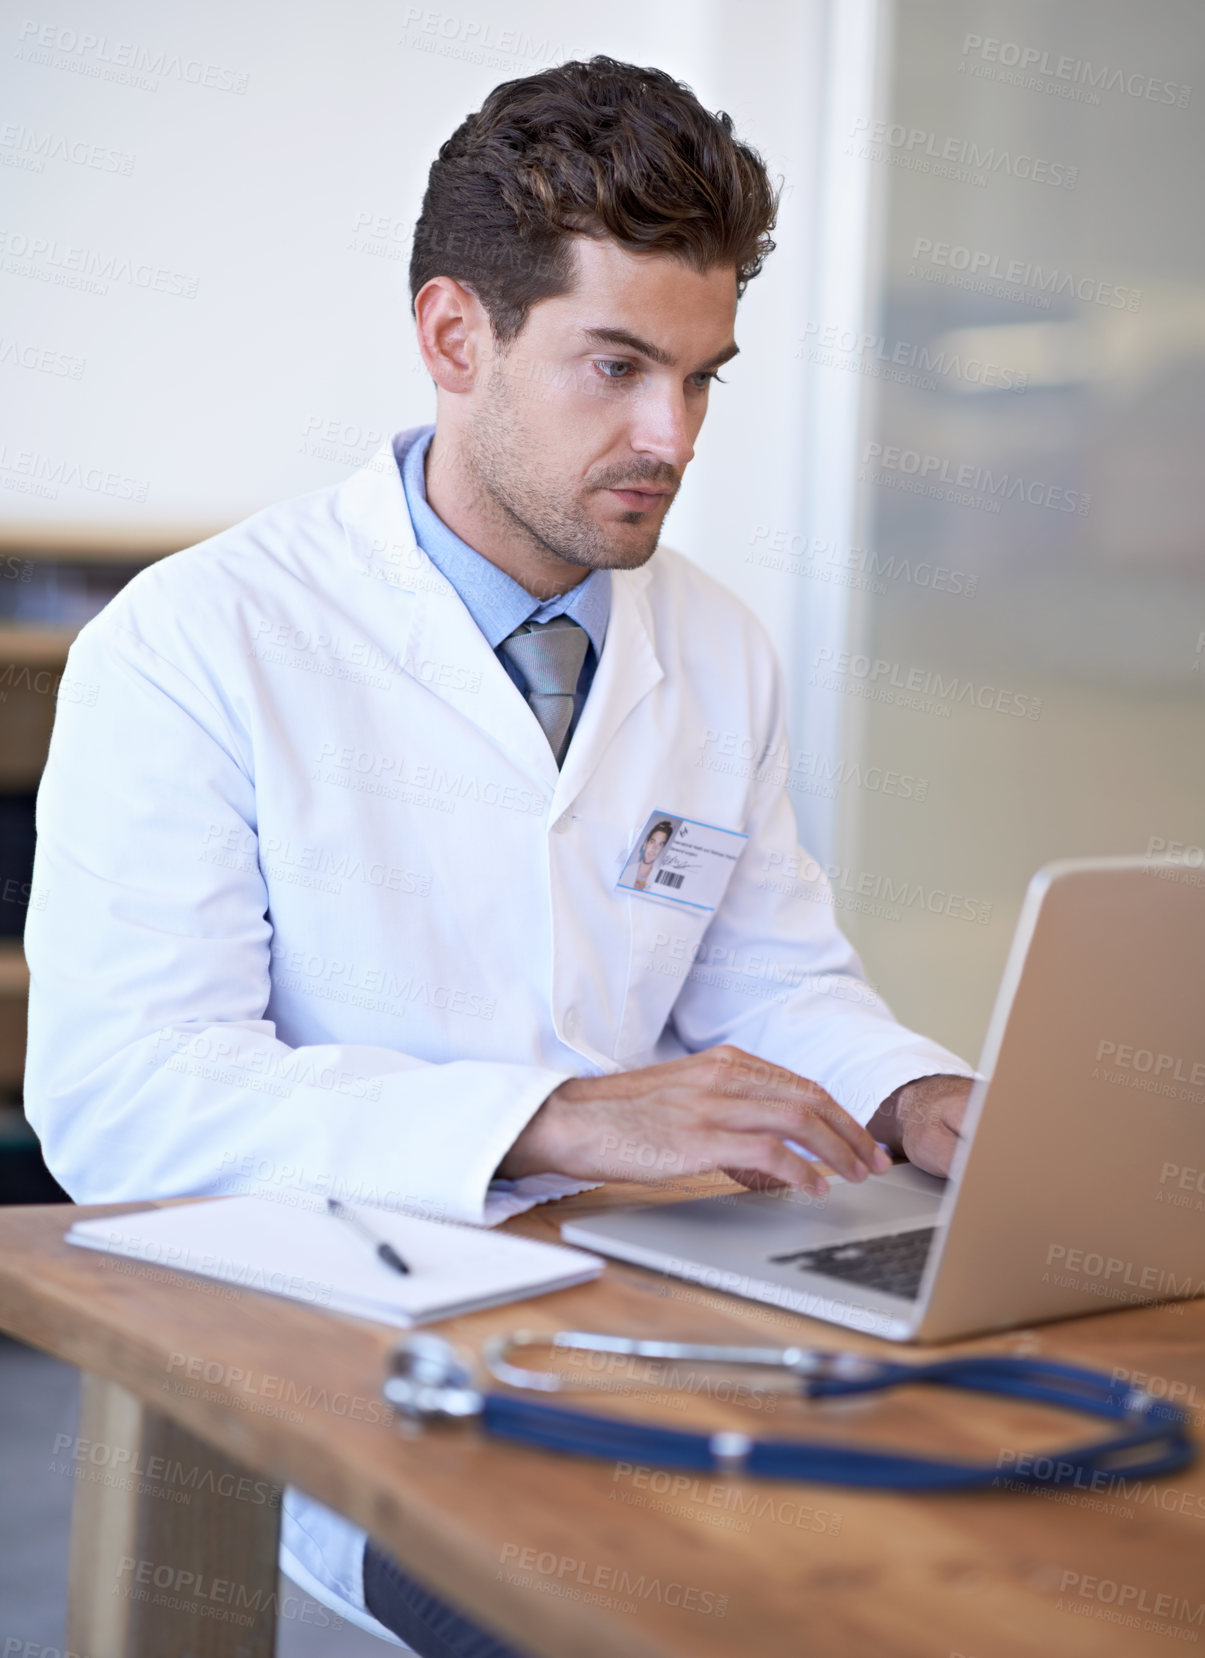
[406,571,561,781]
[551,565,664,817]
[340,434,562,784]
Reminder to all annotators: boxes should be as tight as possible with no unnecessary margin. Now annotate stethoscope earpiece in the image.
[383,1333,483,1422]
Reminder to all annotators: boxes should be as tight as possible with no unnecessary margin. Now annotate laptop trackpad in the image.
[665,1162,945,1247]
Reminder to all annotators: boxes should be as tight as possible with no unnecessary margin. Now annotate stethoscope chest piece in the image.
[383,1333,484,1423]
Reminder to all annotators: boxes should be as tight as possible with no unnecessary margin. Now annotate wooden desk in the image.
[0,1182,1202,1658]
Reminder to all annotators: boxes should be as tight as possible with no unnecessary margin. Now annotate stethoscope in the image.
[382,1329,1196,1491]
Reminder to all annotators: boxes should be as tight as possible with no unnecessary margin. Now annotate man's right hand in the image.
[496,1044,892,1197]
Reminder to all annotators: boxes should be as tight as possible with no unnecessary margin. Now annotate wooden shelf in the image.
[0,942,29,998]
[0,525,219,563]
[0,943,29,1090]
[0,539,172,1088]
[0,626,78,666]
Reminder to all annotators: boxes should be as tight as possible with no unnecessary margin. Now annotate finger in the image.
[901,1087,970,1170]
[905,1122,960,1178]
[940,1090,971,1135]
[702,1050,887,1177]
[721,1166,793,1195]
[777,1091,888,1176]
[698,1131,831,1197]
[701,1086,881,1183]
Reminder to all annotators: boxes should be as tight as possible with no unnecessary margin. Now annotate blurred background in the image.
[1,0,1203,1648]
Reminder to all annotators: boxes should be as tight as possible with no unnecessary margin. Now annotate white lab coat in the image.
[23,425,974,1635]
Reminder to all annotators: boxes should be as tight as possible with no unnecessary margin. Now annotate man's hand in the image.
[496,1044,893,1198]
[866,1074,975,1177]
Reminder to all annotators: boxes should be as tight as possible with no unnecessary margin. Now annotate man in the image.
[24,54,975,1653]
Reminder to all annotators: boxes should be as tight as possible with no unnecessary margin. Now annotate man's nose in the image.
[627,390,696,472]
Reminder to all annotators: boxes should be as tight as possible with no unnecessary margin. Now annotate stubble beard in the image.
[464,363,663,575]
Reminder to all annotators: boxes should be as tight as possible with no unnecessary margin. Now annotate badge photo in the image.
[616,809,748,912]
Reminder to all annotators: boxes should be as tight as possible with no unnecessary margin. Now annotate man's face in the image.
[462,236,738,574]
[642,830,669,863]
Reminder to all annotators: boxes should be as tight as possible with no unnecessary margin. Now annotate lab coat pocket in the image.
[612,886,718,1064]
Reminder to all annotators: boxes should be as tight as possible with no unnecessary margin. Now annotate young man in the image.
[24,54,974,1652]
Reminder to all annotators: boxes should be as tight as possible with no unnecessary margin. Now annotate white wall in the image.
[2,0,868,857]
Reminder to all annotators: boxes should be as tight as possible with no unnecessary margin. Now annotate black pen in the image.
[326,1197,411,1276]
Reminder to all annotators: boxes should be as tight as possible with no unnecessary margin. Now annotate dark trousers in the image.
[363,1540,529,1658]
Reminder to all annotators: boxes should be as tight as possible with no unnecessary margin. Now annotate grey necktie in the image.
[498,615,589,767]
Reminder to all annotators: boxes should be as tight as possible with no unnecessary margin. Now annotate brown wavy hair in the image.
[409,55,781,347]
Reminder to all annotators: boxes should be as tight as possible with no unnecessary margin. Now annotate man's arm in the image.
[23,613,573,1225]
[542,611,980,1181]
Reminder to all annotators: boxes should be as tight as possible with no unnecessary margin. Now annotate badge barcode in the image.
[655,870,684,889]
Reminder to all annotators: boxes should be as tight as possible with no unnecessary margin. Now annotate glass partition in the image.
[825,0,1205,1060]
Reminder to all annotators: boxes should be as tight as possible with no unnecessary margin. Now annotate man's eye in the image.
[591,359,633,381]
[589,361,727,387]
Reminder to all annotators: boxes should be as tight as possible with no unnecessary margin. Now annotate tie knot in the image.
[499,615,588,698]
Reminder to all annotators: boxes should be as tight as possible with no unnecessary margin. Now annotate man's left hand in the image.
[866,1074,976,1177]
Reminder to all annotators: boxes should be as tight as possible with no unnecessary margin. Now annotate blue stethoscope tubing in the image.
[480,1353,1196,1491]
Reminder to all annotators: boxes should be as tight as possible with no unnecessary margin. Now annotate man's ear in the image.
[413,276,490,395]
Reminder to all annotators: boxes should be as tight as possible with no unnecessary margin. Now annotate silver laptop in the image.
[562,857,1205,1342]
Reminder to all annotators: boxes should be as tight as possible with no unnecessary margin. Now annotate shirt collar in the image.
[400,424,610,659]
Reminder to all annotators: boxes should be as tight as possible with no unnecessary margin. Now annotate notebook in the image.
[66,1195,603,1327]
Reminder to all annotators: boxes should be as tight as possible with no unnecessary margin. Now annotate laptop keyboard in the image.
[768,1226,937,1300]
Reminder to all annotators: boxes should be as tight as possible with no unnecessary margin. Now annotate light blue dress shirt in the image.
[401,425,610,744]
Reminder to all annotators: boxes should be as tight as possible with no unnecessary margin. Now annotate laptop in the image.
[561,857,1205,1342]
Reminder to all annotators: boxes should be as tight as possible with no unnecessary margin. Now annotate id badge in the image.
[616,809,747,912]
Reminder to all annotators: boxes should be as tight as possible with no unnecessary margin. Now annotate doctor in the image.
[24,53,976,1654]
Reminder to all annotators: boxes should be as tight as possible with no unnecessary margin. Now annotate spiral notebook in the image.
[66,1195,603,1327]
